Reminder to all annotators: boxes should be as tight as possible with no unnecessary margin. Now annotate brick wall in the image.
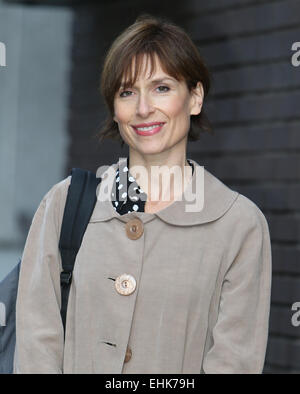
[67,0,300,373]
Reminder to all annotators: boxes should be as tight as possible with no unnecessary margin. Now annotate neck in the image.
[128,151,193,204]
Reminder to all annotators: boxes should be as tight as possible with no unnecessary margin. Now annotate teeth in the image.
[136,123,163,131]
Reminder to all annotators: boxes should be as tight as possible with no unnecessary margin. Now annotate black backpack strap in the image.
[58,168,101,334]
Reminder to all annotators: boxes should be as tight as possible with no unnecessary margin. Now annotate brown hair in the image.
[98,14,213,147]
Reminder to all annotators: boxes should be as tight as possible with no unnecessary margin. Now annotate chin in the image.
[134,143,167,156]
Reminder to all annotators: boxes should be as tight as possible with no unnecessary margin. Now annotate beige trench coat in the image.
[14,157,272,374]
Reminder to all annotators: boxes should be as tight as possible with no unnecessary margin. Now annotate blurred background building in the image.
[0,0,300,373]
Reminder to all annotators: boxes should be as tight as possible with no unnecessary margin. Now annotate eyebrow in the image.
[120,77,176,89]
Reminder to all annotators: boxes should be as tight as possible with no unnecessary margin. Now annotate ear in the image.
[190,82,204,116]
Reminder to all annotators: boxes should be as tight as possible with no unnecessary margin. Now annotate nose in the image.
[136,92,154,118]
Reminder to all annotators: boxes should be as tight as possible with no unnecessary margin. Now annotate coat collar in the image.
[91,157,239,226]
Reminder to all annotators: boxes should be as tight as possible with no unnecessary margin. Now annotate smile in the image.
[133,123,165,136]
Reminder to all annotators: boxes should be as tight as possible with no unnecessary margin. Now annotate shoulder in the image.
[42,175,71,206]
[45,175,71,196]
[202,166,270,238]
[200,165,268,229]
[230,193,269,231]
[201,165,267,229]
[34,175,72,229]
[219,192,271,258]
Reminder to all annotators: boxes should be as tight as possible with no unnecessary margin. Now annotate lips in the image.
[132,122,166,136]
[133,122,165,128]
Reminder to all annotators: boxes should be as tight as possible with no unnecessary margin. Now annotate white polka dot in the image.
[118,184,123,190]
[116,176,120,182]
[121,192,127,199]
[128,176,135,182]
[114,201,119,206]
[132,204,139,211]
[112,192,114,196]
[128,210,131,213]
[133,186,138,190]
[130,196,138,201]
[123,166,128,172]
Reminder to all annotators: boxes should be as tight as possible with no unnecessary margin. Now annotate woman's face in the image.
[113,54,203,156]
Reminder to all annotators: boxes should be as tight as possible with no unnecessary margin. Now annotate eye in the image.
[119,90,133,98]
[156,85,170,93]
[119,85,170,98]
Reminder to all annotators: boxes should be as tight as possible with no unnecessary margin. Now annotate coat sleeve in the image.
[202,197,272,374]
[13,177,71,374]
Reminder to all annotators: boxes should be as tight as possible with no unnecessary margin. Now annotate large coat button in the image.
[124,346,132,363]
[125,218,144,240]
[115,274,136,295]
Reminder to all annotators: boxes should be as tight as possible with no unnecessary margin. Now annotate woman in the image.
[14,14,272,374]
